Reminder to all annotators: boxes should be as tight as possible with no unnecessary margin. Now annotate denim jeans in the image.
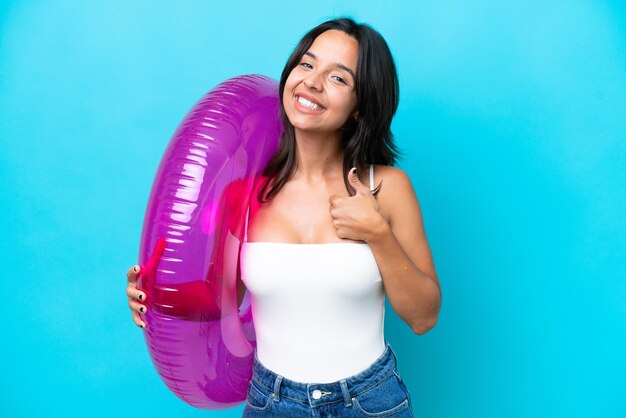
[242,341,413,417]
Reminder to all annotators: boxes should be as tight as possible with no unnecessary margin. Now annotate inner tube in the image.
[137,74,281,409]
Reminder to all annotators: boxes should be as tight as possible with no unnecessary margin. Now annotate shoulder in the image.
[220,175,270,214]
[222,175,270,197]
[372,165,420,222]
[372,165,415,196]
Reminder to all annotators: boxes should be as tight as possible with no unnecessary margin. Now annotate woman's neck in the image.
[293,129,344,182]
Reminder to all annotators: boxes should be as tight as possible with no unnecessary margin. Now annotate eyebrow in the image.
[303,51,356,80]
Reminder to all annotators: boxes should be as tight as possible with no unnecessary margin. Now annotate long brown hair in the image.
[260,18,400,202]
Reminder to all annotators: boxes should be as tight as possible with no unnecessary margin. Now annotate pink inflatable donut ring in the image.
[137,75,281,409]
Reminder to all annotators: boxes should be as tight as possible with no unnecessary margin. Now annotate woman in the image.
[126,18,441,417]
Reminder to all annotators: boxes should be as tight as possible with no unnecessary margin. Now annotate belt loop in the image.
[272,375,283,402]
[339,379,352,407]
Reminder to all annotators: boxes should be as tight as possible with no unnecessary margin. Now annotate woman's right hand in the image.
[126,264,147,329]
[124,237,227,324]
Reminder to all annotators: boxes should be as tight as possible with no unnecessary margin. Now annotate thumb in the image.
[348,167,368,195]
[138,237,167,292]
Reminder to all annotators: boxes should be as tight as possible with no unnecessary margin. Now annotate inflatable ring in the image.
[137,75,281,409]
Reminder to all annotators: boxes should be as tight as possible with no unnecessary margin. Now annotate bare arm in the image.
[329,166,441,334]
[367,167,441,334]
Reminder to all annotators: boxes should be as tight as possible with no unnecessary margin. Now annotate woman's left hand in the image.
[329,167,389,242]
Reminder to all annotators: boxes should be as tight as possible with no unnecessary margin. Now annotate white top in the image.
[240,165,386,383]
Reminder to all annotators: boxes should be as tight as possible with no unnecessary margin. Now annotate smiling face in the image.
[282,29,359,135]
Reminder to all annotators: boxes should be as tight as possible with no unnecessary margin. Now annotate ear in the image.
[350,105,359,120]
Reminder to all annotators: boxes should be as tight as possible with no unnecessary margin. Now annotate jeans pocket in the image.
[392,369,413,404]
[352,371,411,417]
[246,381,273,412]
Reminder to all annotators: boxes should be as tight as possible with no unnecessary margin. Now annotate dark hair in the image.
[260,17,400,202]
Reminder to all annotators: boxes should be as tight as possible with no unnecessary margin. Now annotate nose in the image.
[303,72,322,91]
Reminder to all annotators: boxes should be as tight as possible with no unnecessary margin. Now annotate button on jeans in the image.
[242,341,413,417]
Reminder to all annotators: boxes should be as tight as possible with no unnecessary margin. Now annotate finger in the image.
[348,167,369,195]
[129,299,148,314]
[329,205,337,219]
[126,286,146,302]
[132,311,146,329]
[144,238,167,273]
[140,238,168,291]
[126,265,140,284]
[329,194,343,207]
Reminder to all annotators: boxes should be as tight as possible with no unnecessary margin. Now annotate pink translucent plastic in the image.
[137,75,281,409]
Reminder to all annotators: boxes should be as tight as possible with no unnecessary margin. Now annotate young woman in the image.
[126,18,441,417]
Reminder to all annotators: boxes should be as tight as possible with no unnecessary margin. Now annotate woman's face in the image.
[283,29,359,135]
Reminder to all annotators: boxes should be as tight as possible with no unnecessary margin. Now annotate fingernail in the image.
[138,294,144,301]
[139,306,145,313]
[133,266,139,273]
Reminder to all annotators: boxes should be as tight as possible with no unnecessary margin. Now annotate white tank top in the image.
[240,165,386,383]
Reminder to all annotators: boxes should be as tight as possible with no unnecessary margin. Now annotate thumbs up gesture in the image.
[329,167,389,242]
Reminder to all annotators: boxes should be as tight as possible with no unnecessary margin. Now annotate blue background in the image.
[1,1,624,417]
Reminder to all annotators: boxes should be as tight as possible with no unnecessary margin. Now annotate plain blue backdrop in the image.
[1,1,624,417]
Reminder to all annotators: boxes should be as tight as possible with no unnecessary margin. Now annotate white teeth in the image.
[297,96,323,111]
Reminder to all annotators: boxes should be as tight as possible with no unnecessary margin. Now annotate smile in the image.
[296,95,325,112]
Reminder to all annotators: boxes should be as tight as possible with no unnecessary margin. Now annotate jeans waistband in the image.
[250,341,398,407]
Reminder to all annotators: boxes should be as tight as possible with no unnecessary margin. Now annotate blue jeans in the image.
[242,342,413,417]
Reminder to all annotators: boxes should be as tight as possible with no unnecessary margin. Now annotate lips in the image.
[294,92,325,113]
